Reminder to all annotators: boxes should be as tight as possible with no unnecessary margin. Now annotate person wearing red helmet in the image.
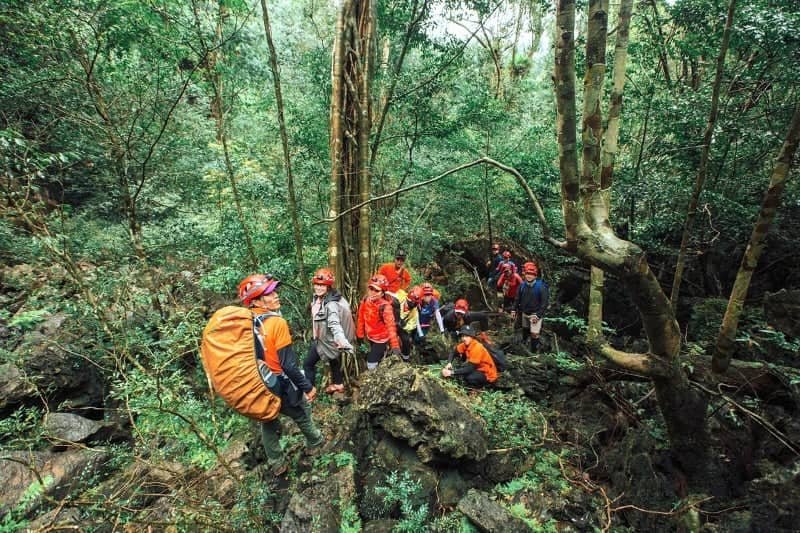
[441,297,489,338]
[237,274,323,475]
[304,268,356,395]
[377,248,412,293]
[497,263,523,312]
[357,274,402,369]
[511,261,549,352]
[407,282,444,343]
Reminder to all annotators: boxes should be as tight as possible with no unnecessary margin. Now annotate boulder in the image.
[43,412,109,444]
[357,356,488,463]
[764,289,800,338]
[0,363,36,410]
[280,463,357,533]
[457,489,533,532]
[0,449,110,517]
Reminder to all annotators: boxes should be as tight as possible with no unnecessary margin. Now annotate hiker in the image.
[442,298,489,339]
[237,274,324,476]
[378,248,412,293]
[356,274,402,369]
[486,243,503,288]
[441,325,498,387]
[496,263,523,312]
[511,261,550,352]
[303,268,356,395]
[387,286,413,361]
[407,282,444,343]
[495,250,518,277]
[399,285,423,357]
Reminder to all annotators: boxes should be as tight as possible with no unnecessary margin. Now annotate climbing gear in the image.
[312,268,335,286]
[238,274,280,307]
[522,262,538,276]
[368,274,389,291]
[200,307,282,421]
[454,299,469,314]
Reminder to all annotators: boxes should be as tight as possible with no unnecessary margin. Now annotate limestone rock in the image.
[457,489,533,532]
[44,412,108,444]
[0,449,109,517]
[0,363,36,410]
[357,357,488,463]
[280,463,357,533]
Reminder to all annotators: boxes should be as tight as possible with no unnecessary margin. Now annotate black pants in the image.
[304,342,343,386]
[398,330,412,359]
[457,370,489,388]
[367,341,387,369]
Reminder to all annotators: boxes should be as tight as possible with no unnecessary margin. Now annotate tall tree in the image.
[670,0,737,311]
[554,0,710,482]
[260,0,306,281]
[328,0,377,297]
[712,108,800,372]
[587,0,634,342]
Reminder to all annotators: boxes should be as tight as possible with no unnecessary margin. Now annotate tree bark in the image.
[260,0,306,281]
[328,0,376,298]
[670,0,737,311]
[555,0,710,483]
[712,108,800,373]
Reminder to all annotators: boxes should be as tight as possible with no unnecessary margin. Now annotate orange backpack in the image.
[200,306,282,422]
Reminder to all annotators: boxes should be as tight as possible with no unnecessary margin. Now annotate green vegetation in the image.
[472,391,546,453]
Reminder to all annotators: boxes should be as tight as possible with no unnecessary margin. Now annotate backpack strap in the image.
[252,312,278,362]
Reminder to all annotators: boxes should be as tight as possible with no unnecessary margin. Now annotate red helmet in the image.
[312,268,335,286]
[368,274,389,291]
[454,299,469,314]
[422,282,434,296]
[503,263,513,272]
[502,251,512,259]
[407,286,422,303]
[238,274,280,306]
[523,262,539,276]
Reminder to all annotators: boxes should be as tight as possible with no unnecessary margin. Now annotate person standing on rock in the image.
[303,268,356,395]
[486,243,503,288]
[441,325,497,387]
[356,274,402,369]
[378,248,412,293]
[237,274,324,476]
[511,261,549,352]
[496,263,523,313]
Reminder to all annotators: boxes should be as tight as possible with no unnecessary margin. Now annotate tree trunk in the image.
[712,108,800,373]
[328,0,376,298]
[209,2,258,271]
[555,0,710,483]
[670,0,737,311]
[260,0,306,281]
[589,0,634,341]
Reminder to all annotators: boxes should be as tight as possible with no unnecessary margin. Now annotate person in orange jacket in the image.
[377,248,412,293]
[496,263,523,312]
[357,274,402,370]
[441,325,497,387]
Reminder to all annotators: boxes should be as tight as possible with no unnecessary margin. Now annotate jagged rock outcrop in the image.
[357,356,488,463]
[280,463,357,533]
[457,489,533,532]
[0,448,110,517]
[43,412,111,444]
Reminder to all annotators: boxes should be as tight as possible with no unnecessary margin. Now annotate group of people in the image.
[233,244,548,475]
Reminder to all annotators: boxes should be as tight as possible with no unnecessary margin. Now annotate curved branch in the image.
[599,344,671,378]
[317,156,565,248]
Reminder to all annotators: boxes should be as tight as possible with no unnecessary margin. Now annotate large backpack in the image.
[379,295,403,328]
[477,332,507,372]
[200,306,282,422]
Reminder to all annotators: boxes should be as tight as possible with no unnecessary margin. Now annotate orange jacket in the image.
[356,295,400,349]
[378,262,411,293]
[455,340,498,383]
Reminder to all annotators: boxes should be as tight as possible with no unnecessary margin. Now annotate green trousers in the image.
[260,399,323,465]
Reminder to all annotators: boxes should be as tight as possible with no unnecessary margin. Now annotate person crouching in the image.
[441,325,497,388]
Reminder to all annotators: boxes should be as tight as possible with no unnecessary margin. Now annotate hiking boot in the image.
[307,433,325,449]
[269,461,289,477]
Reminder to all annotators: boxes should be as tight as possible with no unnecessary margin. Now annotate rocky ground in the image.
[2,259,799,531]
